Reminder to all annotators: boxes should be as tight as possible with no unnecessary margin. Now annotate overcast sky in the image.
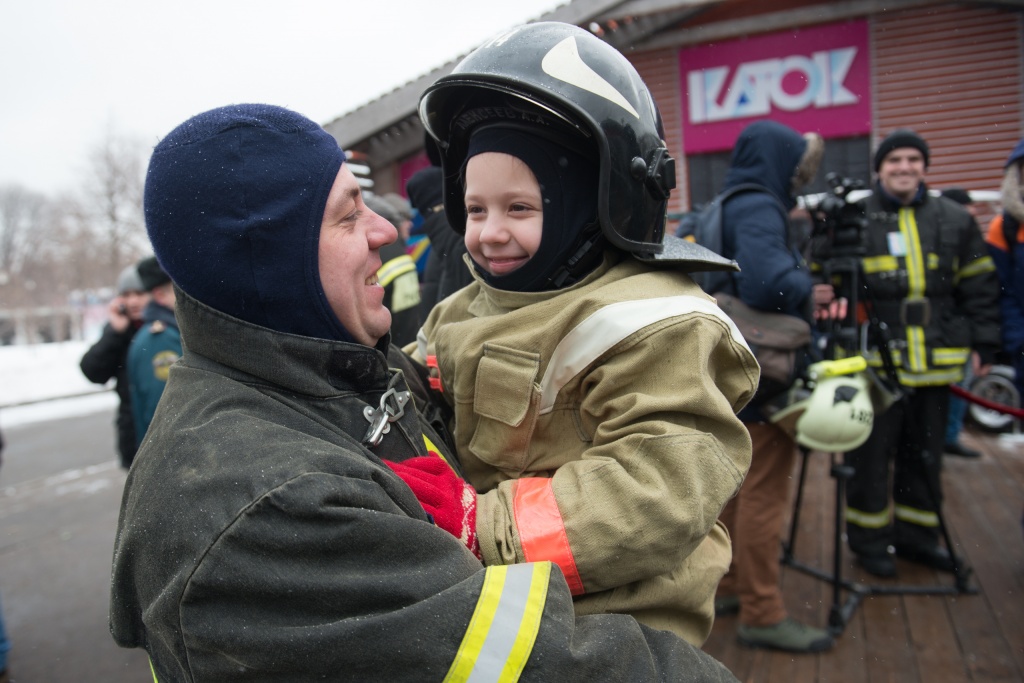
[0,0,565,197]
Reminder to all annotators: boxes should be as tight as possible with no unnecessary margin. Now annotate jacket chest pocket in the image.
[469,344,541,474]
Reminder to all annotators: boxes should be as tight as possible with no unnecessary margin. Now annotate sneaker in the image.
[738,617,834,653]
[714,594,740,616]
[856,552,896,578]
[944,441,981,459]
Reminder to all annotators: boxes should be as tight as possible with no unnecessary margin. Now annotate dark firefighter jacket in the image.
[109,288,738,683]
[816,186,1000,386]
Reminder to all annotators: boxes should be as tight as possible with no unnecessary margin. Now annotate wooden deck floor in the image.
[703,427,1024,683]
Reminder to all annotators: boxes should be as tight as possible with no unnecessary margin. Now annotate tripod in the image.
[780,253,976,637]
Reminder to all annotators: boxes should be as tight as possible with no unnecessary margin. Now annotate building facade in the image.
[325,0,1023,216]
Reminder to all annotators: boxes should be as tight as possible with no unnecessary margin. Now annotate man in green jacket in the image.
[109,102,738,682]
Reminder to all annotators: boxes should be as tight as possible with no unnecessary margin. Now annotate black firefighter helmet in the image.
[419,21,676,257]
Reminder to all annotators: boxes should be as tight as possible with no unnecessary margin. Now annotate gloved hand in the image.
[384,456,480,559]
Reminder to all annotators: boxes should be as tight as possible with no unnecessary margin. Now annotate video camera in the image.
[808,173,869,256]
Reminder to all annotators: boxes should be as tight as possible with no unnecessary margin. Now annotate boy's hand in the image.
[384,456,480,559]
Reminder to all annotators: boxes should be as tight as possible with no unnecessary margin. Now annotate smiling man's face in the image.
[878,147,926,205]
[318,165,397,346]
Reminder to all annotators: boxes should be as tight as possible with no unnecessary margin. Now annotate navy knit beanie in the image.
[873,129,930,171]
[144,103,351,341]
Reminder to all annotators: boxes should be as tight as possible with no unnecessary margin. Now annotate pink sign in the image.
[679,20,871,154]
[398,153,431,197]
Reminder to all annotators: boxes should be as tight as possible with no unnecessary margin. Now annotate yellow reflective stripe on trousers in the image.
[149,658,159,682]
[899,208,928,373]
[444,563,551,683]
[895,504,939,527]
[846,506,890,529]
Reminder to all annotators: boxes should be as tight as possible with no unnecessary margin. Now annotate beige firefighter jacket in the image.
[407,253,758,644]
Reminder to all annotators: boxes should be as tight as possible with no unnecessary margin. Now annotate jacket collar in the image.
[173,286,391,397]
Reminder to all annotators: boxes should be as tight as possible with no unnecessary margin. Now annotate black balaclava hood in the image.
[144,103,353,342]
[464,126,600,292]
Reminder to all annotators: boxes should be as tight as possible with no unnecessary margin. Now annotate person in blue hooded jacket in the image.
[713,120,836,653]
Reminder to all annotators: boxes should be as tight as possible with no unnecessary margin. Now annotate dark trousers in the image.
[845,386,949,557]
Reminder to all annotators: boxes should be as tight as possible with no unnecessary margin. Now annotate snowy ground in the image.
[0,340,117,428]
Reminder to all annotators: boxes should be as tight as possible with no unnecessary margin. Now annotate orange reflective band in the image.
[512,478,584,596]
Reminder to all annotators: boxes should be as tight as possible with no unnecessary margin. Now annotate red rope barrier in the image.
[948,383,1024,419]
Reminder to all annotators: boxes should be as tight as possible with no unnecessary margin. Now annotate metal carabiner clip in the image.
[361,388,410,447]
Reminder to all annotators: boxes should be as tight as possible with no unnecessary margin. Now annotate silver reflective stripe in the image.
[445,563,550,683]
[465,565,534,683]
[538,295,748,414]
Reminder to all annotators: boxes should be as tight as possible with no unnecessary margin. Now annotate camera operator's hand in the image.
[108,296,131,333]
[812,284,848,321]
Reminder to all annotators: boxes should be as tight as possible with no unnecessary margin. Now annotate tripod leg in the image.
[782,446,812,562]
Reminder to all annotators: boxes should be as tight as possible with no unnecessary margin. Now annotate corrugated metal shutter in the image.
[872,5,1023,192]
[631,49,688,213]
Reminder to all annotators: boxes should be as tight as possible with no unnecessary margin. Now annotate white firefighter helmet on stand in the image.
[770,359,875,453]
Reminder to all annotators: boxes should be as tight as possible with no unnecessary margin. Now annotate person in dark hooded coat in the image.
[714,120,836,653]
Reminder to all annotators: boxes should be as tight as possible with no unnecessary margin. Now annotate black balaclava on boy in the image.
[464,126,601,292]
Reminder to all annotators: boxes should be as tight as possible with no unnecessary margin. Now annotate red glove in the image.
[384,456,480,559]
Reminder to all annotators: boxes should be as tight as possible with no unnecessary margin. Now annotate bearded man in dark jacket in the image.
[109,103,738,683]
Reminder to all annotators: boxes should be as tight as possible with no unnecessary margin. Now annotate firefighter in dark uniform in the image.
[126,256,180,447]
[823,130,1001,577]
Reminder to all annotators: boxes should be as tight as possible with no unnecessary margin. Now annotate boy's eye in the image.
[466,205,483,215]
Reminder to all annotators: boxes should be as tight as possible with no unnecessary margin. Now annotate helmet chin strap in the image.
[547,225,605,290]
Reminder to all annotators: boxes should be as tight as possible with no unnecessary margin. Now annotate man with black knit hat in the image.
[109,101,743,682]
[125,255,180,447]
[819,129,1000,578]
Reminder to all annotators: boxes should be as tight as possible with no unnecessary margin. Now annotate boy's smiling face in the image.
[463,152,543,277]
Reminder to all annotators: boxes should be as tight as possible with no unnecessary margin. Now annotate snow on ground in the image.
[0,340,117,428]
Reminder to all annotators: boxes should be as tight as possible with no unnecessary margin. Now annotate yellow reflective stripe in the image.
[444,563,550,683]
[896,367,965,386]
[149,658,159,682]
[846,506,890,529]
[958,255,996,280]
[907,326,927,373]
[378,255,417,287]
[927,252,940,270]
[861,255,899,274]
[898,208,929,373]
[899,208,926,298]
[932,347,970,365]
[895,504,939,527]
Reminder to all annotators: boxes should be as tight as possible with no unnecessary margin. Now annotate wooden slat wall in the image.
[872,5,1023,192]
[630,49,689,213]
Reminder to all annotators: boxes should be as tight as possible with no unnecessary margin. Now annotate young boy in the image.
[390,22,758,646]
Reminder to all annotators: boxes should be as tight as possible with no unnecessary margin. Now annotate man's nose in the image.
[369,212,398,247]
